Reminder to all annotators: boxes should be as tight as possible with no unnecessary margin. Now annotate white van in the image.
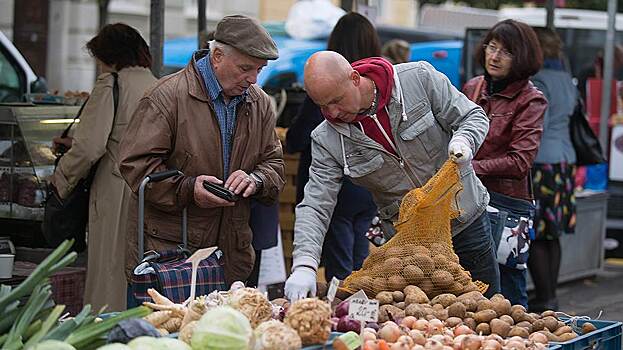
[0,30,46,102]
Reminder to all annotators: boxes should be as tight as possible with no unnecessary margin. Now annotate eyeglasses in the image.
[484,44,513,60]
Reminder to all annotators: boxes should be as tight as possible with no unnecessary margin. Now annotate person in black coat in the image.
[285,12,380,281]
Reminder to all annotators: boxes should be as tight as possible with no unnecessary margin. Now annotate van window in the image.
[0,48,22,102]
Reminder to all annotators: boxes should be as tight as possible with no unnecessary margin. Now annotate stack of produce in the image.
[0,240,152,350]
[342,161,487,297]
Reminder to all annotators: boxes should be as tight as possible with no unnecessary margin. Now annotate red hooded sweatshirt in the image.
[351,57,397,155]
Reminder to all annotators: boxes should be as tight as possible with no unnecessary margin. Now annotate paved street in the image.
[555,261,623,322]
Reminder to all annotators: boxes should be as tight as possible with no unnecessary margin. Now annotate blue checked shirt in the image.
[196,53,247,177]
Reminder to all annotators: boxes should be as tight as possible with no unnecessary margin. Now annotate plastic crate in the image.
[551,319,622,350]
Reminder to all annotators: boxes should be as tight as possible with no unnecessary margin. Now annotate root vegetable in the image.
[403,265,424,284]
[482,339,502,350]
[541,310,556,318]
[335,300,350,318]
[144,310,172,327]
[531,319,545,331]
[510,305,526,313]
[464,318,477,331]
[515,321,533,333]
[490,298,511,317]
[557,332,578,342]
[392,291,405,302]
[499,315,514,326]
[582,322,597,334]
[413,319,429,332]
[476,322,491,335]
[529,332,549,344]
[454,324,473,336]
[378,322,401,343]
[379,304,405,323]
[181,296,207,329]
[405,303,426,318]
[401,316,417,329]
[394,302,405,309]
[554,325,574,336]
[388,275,408,291]
[431,270,454,288]
[161,316,182,333]
[433,309,449,321]
[396,335,414,348]
[363,331,377,342]
[489,318,511,337]
[229,287,273,328]
[384,257,404,273]
[147,288,174,305]
[284,298,332,346]
[505,340,526,350]
[337,316,361,333]
[508,326,530,338]
[376,292,394,305]
[445,317,463,328]
[431,294,457,308]
[253,319,302,350]
[474,310,497,324]
[179,320,197,344]
[476,299,495,312]
[447,302,466,318]
[429,319,445,334]
[537,330,560,342]
[542,316,559,332]
[510,309,527,324]
[461,335,482,350]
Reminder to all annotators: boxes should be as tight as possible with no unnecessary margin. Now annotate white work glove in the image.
[284,266,317,302]
[448,137,473,164]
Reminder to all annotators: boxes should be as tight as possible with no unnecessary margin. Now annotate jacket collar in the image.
[185,50,260,104]
[486,78,530,99]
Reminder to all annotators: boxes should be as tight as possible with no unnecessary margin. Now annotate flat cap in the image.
[214,15,279,60]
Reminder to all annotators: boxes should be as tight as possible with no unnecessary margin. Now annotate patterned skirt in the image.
[532,163,577,240]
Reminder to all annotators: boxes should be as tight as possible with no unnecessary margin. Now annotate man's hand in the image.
[225,170,257,198]
[448,137,473,164]
[284,266,317,301]
[194,175,235,208]
[52,136,73,153]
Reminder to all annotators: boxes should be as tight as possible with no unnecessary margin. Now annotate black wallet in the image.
[202,181,240,202]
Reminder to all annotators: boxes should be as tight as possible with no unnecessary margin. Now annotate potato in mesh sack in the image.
[342,161,487,298]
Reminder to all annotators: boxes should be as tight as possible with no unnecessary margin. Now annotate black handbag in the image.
[570,98,607,166]
[43,73,119,252]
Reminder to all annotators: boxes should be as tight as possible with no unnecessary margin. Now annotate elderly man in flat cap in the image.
[119,15,285,304]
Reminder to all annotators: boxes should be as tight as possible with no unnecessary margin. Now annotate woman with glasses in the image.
[462,19,548,307]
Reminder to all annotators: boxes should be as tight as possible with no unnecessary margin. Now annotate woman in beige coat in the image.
[51,23,156,311]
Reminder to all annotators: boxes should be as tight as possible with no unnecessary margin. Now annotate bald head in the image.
[304,51,355,101]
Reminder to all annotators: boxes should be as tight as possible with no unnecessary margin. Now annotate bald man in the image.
[285,51,500,301]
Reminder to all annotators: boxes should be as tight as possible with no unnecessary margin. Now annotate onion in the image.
[390,342,411,350]
[364,340,379,350]
[454,325,473,337]
[413,319,429,332]
[425,339,444,350]
[453,334,467,350]
[364,327,377,334]
[366,322,380,331]
[378,322,401,343]
[336,316,361,333]
[330,317,339,331]
[428,319,444,335]
[413,345,425,350]
[401,316,417,329]
[505,340,526,350]
[529,332,549,344]
[486,334,503,343]
[363,330,377,342]
[410,330,427,346]
[482,339,502,350]
[334,300,350,318]
[461,335,483,350]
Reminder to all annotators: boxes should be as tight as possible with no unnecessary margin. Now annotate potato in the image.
[582,322,597,334]
[431,293,457,308]
[515,321,533,333]
[404,303,427,318]
[529,312,542,320]
[447,302,467,318]
[465,311,475,319]
[403,265,424,284]
[508,326,530,338]
[541,310,556,318]
[554,326,574,336]
[383,257,404,273]
[447,252,460,264]
[474,310,497,324]
[412,254,434,271]
[537,330,560,342]
[490,318,511,337]
[425,314,436,321]
[457,291,486,303]
[490,293,505,301]
[404,285,423,295]
[394,302,405,310]
[476,299,495,312]
[431,270,454,288]
[557,321,566,330]
[557,332,578,342]
[510,305,526,313]
[499,315,514,326]
[376,291,394,305]
[464,318,477,331]
[432,303,444,311]
[413,245,431,256]
[447,261,463,275]
[462,298,479,312]
[379,304,405,323]
[445,317,463,328]
[405,290,429,305]
[476,322,491,335]
[491,298,512,317]
[432,254,450,270]
[450,282,465,295]
[532,319,545,331]
[464,282,481,293]
[510,309,527,323]
[542,316,560,332]
[392,291,405,302]
[433,308,449,321]
[388,275,408,291]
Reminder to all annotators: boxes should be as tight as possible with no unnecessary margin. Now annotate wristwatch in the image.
[249,172,263,191]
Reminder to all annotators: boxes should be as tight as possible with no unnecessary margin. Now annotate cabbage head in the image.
[191,306,252,350]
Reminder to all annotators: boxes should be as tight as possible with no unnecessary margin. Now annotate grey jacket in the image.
[292,61,490,271]
[531,69,577,164]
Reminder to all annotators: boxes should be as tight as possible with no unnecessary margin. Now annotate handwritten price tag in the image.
[327,277,339,303]
[348,298,379,322]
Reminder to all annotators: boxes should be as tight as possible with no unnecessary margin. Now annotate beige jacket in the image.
[52,66,157,311]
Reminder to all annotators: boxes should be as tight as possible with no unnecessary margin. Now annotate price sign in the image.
[348,298,379,322]
[327,277,340,302]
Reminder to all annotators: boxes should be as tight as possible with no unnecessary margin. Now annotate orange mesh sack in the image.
[342,160,488,298]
